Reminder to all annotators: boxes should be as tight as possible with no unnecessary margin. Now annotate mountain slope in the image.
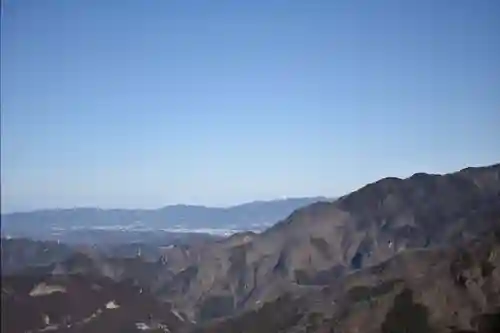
[190,229,500,333]
[1,273,189,333]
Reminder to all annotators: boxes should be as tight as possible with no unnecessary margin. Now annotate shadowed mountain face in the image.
[190,230,500,333]
[156,163,500,321]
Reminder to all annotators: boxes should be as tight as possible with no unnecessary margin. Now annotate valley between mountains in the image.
[2,163,500,333]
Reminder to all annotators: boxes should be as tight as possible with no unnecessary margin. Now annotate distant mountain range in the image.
[0,197,331,240]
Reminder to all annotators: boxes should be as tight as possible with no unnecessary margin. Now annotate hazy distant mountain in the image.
[0,197,330,240]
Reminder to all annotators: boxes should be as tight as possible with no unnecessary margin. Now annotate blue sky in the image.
[1,0,499,212]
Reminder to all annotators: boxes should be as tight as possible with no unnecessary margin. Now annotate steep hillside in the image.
[190,230,500,333]
[160,163,500,321]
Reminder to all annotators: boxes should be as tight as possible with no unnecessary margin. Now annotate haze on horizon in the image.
[1,0,499,213]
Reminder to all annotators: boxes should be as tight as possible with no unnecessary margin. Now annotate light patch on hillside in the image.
[105,300,120,309]
[171,309,185,322]
[29,283,66,297]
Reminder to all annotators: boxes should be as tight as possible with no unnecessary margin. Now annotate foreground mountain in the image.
[190,229,500,333]
[1,273,189,333]
[1,197,329,240]
[157,163,500,321]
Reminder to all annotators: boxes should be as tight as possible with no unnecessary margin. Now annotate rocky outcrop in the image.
[29,282,67,297]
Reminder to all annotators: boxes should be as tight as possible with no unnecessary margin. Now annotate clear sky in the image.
[1,0,499,212]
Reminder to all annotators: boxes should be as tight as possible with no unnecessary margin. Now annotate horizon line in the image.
[1,195,334,215]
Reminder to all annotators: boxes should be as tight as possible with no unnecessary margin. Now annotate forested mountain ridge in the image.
[157,163,500,321]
